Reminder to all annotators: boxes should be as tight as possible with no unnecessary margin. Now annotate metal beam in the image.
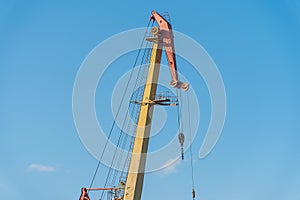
[124,30,162,200]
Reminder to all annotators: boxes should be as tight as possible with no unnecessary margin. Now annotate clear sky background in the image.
[1,0,300,200]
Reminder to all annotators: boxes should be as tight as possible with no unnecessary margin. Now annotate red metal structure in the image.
[150,11,189,91]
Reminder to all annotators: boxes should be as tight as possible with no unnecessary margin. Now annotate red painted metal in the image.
[150,11,189,91]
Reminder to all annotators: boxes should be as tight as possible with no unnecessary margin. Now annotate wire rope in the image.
[87,20,152,193]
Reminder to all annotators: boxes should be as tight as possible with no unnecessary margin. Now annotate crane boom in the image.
[123,27,163,200]
[150,11,189,91]
[79,11,189,200]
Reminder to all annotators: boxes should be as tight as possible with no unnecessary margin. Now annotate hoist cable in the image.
[179,89,184,132]
[176,89,181,133]
[99,22,154,199]
[106,44,152,189]
[87,20,152,192]
[100,28,153,199]
[118,29,154,182]
[100,128,124,199]
[187,90,195,199]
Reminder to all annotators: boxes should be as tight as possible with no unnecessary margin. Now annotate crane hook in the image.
[192,188,195,199]
[178,132,185,160]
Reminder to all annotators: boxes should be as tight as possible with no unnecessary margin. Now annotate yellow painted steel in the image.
[124,30,162,200]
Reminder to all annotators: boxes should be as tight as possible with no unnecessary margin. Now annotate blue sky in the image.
[1,1,300,200]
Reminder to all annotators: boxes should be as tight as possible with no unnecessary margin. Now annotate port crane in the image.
[79,11,193,200]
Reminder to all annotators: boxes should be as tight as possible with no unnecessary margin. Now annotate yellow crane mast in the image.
[124,11,188,200]
[123,27,162,200]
